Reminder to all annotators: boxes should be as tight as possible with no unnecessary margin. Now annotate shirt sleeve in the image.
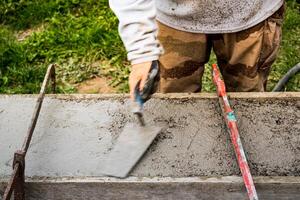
[109,0,163,64]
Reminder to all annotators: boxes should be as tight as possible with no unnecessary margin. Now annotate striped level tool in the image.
[212,64,259,200]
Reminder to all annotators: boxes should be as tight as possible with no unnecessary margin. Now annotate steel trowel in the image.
[101,61,161,178]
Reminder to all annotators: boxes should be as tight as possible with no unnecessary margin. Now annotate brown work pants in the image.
[158,6,285,92]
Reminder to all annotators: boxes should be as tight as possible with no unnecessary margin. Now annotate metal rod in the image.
[22,64,55,153]
[3,163,20,199]
[3,64,56,200]
[212,64,259,200]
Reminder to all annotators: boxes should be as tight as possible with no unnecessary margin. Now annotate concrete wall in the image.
[0,93,299,199]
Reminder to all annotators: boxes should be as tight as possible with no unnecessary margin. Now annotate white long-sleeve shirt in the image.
[109,0,284,64]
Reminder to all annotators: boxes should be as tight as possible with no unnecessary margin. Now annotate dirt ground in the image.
[76,76,117,94]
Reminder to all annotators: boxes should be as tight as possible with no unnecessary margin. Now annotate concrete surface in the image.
[1,93,299,178]
[0,93,299,199]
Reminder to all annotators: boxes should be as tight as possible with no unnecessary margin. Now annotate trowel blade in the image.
[100,123,161,178]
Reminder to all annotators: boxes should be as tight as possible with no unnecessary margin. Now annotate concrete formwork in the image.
[0,93,299,199]
[1,176,300,200]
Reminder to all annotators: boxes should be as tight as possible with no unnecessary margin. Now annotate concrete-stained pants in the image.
[158,6,285,92]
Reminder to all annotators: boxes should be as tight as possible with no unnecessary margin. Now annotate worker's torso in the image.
[156,0,284,33]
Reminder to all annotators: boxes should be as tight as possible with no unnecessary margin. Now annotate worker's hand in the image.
[129,61,152,101]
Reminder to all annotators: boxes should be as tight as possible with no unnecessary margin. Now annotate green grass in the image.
[268,1,300,91]
[0,0,299,93]
[0,0,128,93]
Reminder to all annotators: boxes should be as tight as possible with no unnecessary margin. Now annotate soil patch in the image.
[76,76,117,94]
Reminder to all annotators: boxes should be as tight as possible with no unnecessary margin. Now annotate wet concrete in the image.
[0,93,299,179]
[0,93,299,199]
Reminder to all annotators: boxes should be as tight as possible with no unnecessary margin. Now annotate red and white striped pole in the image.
[212,64,259,200]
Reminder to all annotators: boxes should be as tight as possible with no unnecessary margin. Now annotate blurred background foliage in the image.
[0,0,299,93]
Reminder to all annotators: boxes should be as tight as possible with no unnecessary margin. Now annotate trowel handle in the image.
[135,60,160,104]
[132,60,159,116]
[140,60,160,102]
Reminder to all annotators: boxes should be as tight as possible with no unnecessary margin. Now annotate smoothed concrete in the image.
[0,93,299,178]
[0,93,299,199]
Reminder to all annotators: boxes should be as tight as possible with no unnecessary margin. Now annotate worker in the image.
[109,0,285,99]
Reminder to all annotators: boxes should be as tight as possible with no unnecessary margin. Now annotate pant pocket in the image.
[258,16,282,72]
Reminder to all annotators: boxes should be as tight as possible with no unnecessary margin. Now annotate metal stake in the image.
[3,64,56,200]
